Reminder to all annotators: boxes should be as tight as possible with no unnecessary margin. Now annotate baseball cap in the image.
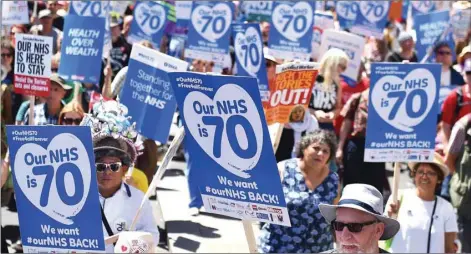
[38,9,52,19]
[50,74,72,90]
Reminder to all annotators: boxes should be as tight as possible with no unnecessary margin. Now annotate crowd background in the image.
[1,1,471,253]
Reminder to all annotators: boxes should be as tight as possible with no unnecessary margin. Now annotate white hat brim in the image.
[319,203,400,240]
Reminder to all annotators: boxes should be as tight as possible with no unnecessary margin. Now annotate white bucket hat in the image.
[319,184,400,240]
[114,231,155,253]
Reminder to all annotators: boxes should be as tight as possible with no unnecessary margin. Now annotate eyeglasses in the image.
[437,51,451,55]
[1,53,12,58]
[332,220,378,233]
[96,162,122,172]
[415,170,437,178]
[62,117,82,125]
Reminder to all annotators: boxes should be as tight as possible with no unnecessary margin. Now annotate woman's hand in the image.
[314,110,329,122]
[387,200,400,218]
[335,149,343,168]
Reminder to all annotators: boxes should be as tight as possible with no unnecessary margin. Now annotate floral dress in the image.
[258,159,339,253]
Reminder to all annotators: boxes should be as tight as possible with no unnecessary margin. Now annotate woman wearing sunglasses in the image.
[81,100,158,253]
[58,100,84,125]
[384,153,458,253]
[258,130,339,253]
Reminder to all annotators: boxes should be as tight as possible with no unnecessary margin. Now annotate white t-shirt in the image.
[441,68,451,86]
[385,189,458,253]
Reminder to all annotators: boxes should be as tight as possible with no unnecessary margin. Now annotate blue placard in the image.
[119,44,188,143]
[184,1,234,63]
[168,72,290,226]
[68,1,111,57]
[233,23,269,102]
[335,1,359,31]
[351,1,390,39]
[411,1,435,17]
[401,0,410,20]
[268,1,315,61]
[6,126,105,253]
[175,1,192,29]
[241,1,273,22]
[128,1,168,49]
[364,63,440,162]
[59,15,105,84]
[414,10,455,63]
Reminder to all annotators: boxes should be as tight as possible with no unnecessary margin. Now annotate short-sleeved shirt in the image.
[441,85,471,126]
[24,103,62,125]
[340,90,369,137]
[447,113,471,154]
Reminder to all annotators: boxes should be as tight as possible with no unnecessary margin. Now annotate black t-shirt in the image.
[309,74,338,113]
[386,51,418,63]
[110,35,132,77]
[53,16,64,31]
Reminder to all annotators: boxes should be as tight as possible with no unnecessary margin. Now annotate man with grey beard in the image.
[319,184,400,253]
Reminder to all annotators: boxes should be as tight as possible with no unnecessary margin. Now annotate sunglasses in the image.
[437,51,451,55]
[1,53,12,58]
[62,117,82,125]
[96,162,122,173]
[332,220,377,233]
[414,170,437,178]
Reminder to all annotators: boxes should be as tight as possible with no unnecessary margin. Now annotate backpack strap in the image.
[454,87,464,124]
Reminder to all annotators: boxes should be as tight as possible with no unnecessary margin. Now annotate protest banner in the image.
[311,11,335,61]
[175,1,192,29]
[6,126,105,253]
[336,1,359,31]
[2,1,29,25]
[128,1,168,49]
[59,15,105,84]
[364,63,440,163]
[68,0,112,57]
[268,1,315,61]
[411,1,435,17]
[451,1,471,41]
[184,2,234,63]
[264,62,319,126]
[14,34,53,97]
[414,10,455,63]
[319,29,365,87]
[350,1,390,39]
[120,44,188,144]
[241,1,273,22]
[233,23,269,102]
[168,72,290,227]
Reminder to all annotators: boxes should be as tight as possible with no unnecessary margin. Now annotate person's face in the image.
[266,60,276,80]
[302,142,331,167]
[96,156,125,194]
[1,49,13,67]
[10,27,23,46]
[111,25,121,42]
[435,46,452,67]
[290,107,304,122]
[261,22,270,42]
[47,82,66,104]
[205,62,214,72]
[61,111,83,126]
[192,60,204,72]
[47,1,58,14]
[414,163,440,193]
[400,38,414,52]
[335,208,384,253]
[40,17,53,28]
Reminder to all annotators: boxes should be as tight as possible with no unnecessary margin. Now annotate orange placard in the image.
[264,62,319,125]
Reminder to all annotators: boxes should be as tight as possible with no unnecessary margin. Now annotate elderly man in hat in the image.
[24,74,71,125]
[320,184,400,253]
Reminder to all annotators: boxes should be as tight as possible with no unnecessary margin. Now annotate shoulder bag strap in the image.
[426,197,438,253]
[100,205,116,246]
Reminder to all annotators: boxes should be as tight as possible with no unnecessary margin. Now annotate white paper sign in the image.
[2,1,29,25]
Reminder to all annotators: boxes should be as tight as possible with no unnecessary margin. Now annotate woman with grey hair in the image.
[258,130,339,253]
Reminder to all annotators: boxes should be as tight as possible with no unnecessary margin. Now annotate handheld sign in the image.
[2,1,29,25]
[59,15,105,84]
[6,126,105,253]
[311,11,335,61]
[268,1,315,61]
[335,1,359,31]
[184,2,234,63]
[120,44,188,143]
[414,10,455,63]
[351,1,390,39]
[364,63,440,162]
[175,1,193,29]
[319,29,365,87]
[241,1,273,22]
[168,72,290,226]
[411,1,435,17]
[14,34,53,97]
[451,2,471,41]
[264,62,319,125]
[128,1,168,49]
[233,23,269,102]
[68,0,112,57]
